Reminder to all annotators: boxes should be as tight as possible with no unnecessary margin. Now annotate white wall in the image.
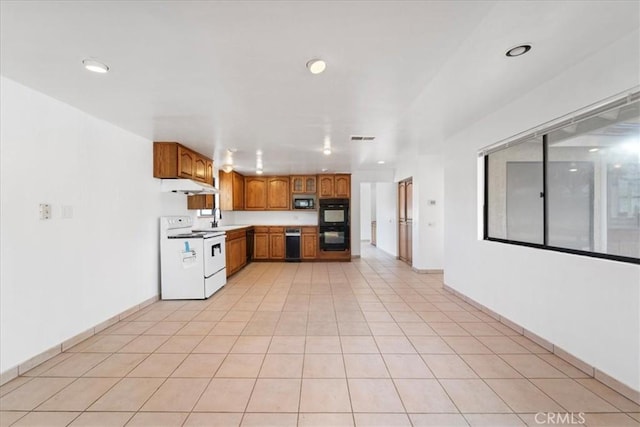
[443,30,640,390]
[394,155,445,270]
[0,77,186,373]
[375,182,397,256]
[360,183,372,240]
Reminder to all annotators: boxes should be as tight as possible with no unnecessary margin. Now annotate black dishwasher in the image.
[246,227,255,263]
[285,228,301,262]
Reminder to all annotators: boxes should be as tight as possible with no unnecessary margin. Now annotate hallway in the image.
[1,245,638,426]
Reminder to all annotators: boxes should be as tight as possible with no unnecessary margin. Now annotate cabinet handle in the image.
[212,243,222,256]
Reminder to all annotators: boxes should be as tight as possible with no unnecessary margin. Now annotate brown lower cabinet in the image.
[269,227,285,259]
[225,229,247,277]
[253,227,269,260]
[302,227,318,260]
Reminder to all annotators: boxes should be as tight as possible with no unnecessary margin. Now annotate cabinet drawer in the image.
[269,226,285,233]
[254,226,269,233]
[226,229,246,241]
[301,227,317,234]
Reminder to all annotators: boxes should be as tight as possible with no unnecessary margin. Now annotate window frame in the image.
[482,90,640,265]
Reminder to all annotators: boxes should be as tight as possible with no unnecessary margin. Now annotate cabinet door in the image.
[302,233,317,259]
[194,156,207,182]
[269,233,285,259]
[407,222,412,264]
[334,175,350,198]
[305,176,317,193]
[398,181,406,222]
[245,177,267,210]
[267,177,289,210]
[254,233,269,260]
[206,160,214,185]
[232,172,244,210]
[398,223,408,262]
[291,176,304,193]
[219,171,233,211]
[187,194,214,210]
[177,146,195,178]
[406,181,413,221]
[319,175,334,198]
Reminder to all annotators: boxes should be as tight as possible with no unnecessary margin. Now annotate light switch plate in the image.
[39,203,51,220]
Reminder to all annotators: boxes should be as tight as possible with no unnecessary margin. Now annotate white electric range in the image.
[160,216,226,299]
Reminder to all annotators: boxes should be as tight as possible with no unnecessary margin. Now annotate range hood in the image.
[161,179,218,195]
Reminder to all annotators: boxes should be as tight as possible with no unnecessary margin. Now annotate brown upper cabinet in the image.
[318,174,350,198]
[245,176,290,210]
[291,175,317,194]
[153,142,213,185]
[267,176,290,210]
[244,177,267,210]
[219,171,244,211]
[205,159,213,186]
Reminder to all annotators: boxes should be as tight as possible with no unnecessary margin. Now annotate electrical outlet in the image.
[39,203,51,220]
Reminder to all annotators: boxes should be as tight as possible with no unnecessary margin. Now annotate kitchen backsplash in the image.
[195,210,318,228]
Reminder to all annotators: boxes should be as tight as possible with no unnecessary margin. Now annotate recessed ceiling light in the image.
[306,58,326,74]
[569,168,578,172]
[377,160,385,164]
[588,148,599,152]
[323,148,332,155]
[505,44,532,57]
[321,168,328,172]
[614,164,622,169]
[82,59,109,73]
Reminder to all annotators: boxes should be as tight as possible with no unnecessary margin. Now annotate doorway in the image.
[398,178,413,265]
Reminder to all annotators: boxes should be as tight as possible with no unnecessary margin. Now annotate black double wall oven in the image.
[319,199,350,251]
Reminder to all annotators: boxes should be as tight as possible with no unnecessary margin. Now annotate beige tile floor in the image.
[1,244,639,427]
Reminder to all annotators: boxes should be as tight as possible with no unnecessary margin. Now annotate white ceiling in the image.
[1,1,638,175]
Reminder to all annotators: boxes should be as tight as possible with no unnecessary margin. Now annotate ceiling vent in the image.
[350,135,376,142]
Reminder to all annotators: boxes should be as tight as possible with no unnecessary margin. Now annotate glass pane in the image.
[487,138,544,243]
[548,100,640,258]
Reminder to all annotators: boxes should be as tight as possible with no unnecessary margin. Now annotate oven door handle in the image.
[212,243,222,256]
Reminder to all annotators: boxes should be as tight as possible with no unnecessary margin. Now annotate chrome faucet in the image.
[210,208,222,228]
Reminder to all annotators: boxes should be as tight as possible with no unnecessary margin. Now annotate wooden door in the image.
[269,233,285,259]
[177,146,195,178]
[407,222,413,264]
[334,175,350,198]
[302,231,317,259]
[245,177,267,210]
[397,178,412,265]
[194,156,207,182]
[398,181,406,222]
[267,176,289,210]
[232,172,244,210]
[406,180,413,221]
[399,223,407,261]
[253,233,269,259]
[319,175,334,198]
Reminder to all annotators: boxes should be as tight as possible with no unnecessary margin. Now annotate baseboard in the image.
[442,283,640,405]
[0,294,159,387]
[351,255,361,259]
[412,267,444,274]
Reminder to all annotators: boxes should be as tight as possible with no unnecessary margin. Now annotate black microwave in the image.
[293,198,315,209]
